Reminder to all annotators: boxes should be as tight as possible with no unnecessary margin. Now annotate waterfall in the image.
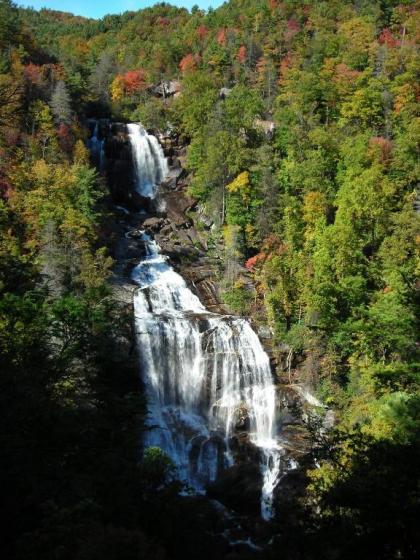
[129,127,281,519]
[88,120,105,171]
[127,123,168,198]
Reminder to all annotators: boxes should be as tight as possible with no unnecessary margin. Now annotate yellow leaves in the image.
[223,224,241,257]
[393,83,416,115]
[73,140,90,165]
[32,159,50,182]
[60,207,91,241]
[110,74,124,102]
[303,191,327,225]
[245,223,260,248]
[338,17,375,56]
[303,192,328,245]
[226,171,251,204]
[77,247,113,289]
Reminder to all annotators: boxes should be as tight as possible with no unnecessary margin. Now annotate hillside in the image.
[0,0,419,558]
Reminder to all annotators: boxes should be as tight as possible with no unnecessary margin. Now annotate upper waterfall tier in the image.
[127,123,168,198]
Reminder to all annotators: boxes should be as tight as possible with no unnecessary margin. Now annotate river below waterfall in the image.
[127,123,283,519]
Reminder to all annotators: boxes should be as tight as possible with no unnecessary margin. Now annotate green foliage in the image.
[222,281,254,315]
[141,447,176,489]
[1,0,419,558]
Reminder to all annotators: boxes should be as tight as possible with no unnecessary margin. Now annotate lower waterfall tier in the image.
[132,232,282,519]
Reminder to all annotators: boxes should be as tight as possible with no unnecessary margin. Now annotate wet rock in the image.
[141,216,164,232]
[161,167,185,190]
[130,191,153,211]
[207,463,262,515]
[273,467,308,521]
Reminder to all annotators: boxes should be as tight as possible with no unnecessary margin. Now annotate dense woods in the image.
[0,0,419,558]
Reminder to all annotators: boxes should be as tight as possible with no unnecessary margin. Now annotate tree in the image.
[88,52,116,104]
[50,80,72,124]
[0,0,19,71]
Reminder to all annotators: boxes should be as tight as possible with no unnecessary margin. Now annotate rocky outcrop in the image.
[99,122,323,527]
[150,80,181,98]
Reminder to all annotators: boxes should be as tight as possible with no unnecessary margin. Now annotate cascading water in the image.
[129,124,281,519]
[88,120,105,171]
[127,123,168,198]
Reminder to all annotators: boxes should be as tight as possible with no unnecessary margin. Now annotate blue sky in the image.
[15,0,225,19]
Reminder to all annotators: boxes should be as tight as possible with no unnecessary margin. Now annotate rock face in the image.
[96,121,321,525]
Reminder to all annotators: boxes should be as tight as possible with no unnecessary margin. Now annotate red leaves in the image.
[157,16,170,27]
[245,253,265,270]
[197,25,208,41]
[379,29,399,48]
[4,128,20,147]
[237,45,247,64]
[24,63,43,86]
[285,18,300,42]
[245,236,287,270]
[123,69,147,94]
[57,123,73,153]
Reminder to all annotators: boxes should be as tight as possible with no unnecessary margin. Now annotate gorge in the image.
[3,2,418,558]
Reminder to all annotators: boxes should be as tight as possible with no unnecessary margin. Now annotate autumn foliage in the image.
[179,53,200,73]
[110,69,147,100]
[236,45,247,64]
[369,136,393,163]
[379,28,399,48]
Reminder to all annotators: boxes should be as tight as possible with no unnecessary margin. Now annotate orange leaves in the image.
[236,45,247,64]
[303,192,327,225]
[246,235,287,270]
[393,83,417,114]
[123,69,147,94]
[332,63,362,96]
[110,69,147,100]
[179,53,200,74]
[57,123,73,154]
[278,52,293,84]
[24,63,43,86]
[334,63,361,83]
[245,253,265,270]
[369,137,393,164]
[197,25,208,42]
[217,29,227,46]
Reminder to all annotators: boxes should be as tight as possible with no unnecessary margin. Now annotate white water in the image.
[129,125,281,519]
[127,123,168,198]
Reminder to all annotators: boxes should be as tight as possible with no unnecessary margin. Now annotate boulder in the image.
[150,80,181,98]
[141,216,164,232]
[220,87,232,99]
[254,119,276,137]
[207,462,262,515]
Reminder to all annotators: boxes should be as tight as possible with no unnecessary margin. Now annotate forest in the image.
[0,0,419,558]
